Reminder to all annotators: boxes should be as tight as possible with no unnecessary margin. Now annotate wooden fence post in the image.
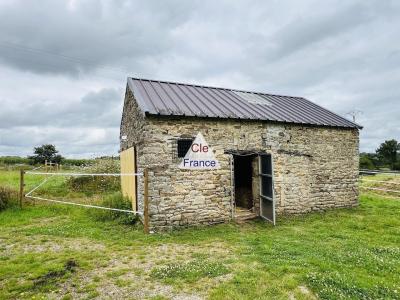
[143,168,150,234]
[19,169,25,209]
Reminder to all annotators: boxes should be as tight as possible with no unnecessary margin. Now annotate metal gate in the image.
[259,154,275,225]
[120,147,137,210]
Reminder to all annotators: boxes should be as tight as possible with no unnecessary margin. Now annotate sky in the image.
[0,0,399,158]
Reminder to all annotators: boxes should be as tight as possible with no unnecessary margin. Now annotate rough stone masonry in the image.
[121,88,360,231]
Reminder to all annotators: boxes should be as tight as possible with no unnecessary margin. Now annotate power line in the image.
[0,40,135,77]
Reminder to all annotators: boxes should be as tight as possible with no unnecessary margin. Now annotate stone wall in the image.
[121,91,360,231]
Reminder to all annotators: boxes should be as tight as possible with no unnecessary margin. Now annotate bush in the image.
[89,192,138,225]
[67,159,120,195]
[360,155,375,170]
[0,186,18,211]
[62,158,95,167]
[393,161,400,171]
[0,156,30,165]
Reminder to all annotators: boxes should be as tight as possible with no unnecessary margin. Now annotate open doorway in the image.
[233,155,254,210]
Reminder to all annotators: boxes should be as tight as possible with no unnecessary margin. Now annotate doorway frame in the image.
[233,154,255,211]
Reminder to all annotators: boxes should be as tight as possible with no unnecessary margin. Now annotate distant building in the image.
[120,78,361,231]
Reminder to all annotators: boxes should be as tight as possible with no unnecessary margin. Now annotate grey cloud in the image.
[0,0,196,75]
[0,88,122,129]
[261,3,374,61]
[0,126,119,157]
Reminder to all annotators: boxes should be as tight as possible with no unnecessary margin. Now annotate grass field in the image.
[1,170,400,299]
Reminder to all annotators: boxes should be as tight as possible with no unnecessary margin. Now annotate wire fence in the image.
[24,171,143,213]
[19,167,151,233]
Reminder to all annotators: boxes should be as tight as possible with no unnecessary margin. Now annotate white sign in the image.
[178,132,220,170]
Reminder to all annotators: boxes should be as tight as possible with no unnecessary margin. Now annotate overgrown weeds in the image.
[67,159,120,195]
[88,192,138,225]
[0,186,18,211]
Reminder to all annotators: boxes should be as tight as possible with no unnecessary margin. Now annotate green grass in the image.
[360,173,400,198]
[0,169,121,204]
[0,169,399,299]
[151,259,229,283]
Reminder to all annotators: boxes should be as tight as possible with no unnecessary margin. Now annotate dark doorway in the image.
[234,155,254,209]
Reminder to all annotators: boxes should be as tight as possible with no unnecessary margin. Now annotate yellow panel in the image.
[120,147,136,210]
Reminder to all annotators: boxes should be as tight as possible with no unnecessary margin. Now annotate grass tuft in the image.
[0,186,18,211]
[307,272,400,299]
[151,259,229,283]
[88,192,138,225]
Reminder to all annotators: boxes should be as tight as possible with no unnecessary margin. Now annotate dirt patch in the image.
[51,241,236,299]
[34,259,78,288]
[8,236,107,254]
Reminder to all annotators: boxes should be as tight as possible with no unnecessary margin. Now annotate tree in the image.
[359,154,375,170]
[376,139,399,170]
[28,144,64,165]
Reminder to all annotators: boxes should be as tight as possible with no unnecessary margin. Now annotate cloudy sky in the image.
[0,0,399,158]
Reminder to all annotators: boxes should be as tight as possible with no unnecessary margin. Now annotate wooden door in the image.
[120,147,137,210]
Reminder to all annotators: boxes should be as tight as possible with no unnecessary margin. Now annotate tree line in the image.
[1,142,399,171]
[360,139,400,170]
[0,144,118,167]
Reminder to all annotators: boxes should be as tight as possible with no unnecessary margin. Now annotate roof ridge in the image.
[128,76,304,99]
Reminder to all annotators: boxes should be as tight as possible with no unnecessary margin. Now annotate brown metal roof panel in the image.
[161,82,199,116]
[270,95,326,125]
[140,80,173,115]
[131,79,158,113]
[299,98,358,127]
[127,77,362,129]
[275,97,320,125]
[293,97,351,127]
[221,90,265,119]
[170,84,207,116]
[179,85,216,117]
[196,86,238,118]
[174,84,209,117]
[289,97,335,126]
[258,94,306,124]
[151,81,186,115]
[202,87,246,118]
[161,83,196,116]
[189,86,232,118]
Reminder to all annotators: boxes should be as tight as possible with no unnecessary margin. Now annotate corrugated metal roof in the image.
[127,77,362,129]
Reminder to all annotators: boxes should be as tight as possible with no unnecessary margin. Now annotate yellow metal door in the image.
[120,147,136,210]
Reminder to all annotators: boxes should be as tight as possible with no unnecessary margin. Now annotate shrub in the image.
[0,186,18,211]
[360,155,375,170]
[62,159,95,167]
[89,192,138,225]
[67,159,120,195]
[0,156,30,165]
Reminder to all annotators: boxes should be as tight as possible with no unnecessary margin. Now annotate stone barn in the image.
[120,77,361,231]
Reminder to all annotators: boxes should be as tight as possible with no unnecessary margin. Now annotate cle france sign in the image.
[178,132,220,170]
